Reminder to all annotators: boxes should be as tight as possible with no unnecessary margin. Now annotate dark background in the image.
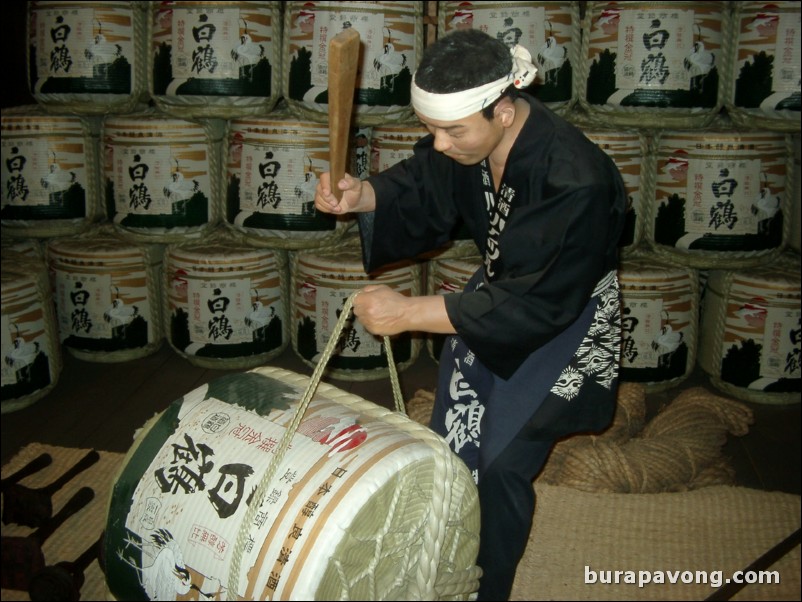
[4,2,36,109]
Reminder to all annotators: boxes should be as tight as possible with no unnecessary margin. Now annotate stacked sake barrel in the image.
[1,251,62,413]
[149,1,283,119]
[437,0,580,117]
[578,1,732,129]
[618,252,699,392]
[726,1,801,132]
[291,244,423,381]
[282,1,424,126]
[224,113,355,249]
[164,230,289,369]
[1,107,102,239]
[645,129,792,269]
[102,112,224,243]
[46,226,164,362]
[698,253,800,405]
[26,1,150,115]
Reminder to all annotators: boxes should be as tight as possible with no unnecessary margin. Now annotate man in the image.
[315,29,627,601]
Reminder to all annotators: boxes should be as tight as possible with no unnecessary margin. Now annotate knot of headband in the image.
[411,44,538,121]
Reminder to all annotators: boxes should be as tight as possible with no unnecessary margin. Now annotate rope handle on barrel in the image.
[227,290,405,599]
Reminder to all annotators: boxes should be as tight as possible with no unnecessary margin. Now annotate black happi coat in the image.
[359,94,628,472]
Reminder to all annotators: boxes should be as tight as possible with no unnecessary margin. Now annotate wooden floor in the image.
[2,342,800,496]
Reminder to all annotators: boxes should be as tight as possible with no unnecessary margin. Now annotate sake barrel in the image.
[647,129,792,268]
[727,1,801,132]
[283,1,423,126]
[581,127,648,255]
[425,254,483,363]
[438,0,580,116]
[618,252,699,392]
[27,1,149,115]
[791,133,801,254]
[103,366,480,600]
[47,228,164,362]
[164,232,289,369]
[1,256,62,413]
[578,1,730,129]
[292,247,422,381]
[1,107,101,239]
[225,115,354,250]
[103,113,223,243]
[698,254,801,404]
[149,1,282,119]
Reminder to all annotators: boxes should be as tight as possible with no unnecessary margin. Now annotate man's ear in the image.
[495,98,516,127]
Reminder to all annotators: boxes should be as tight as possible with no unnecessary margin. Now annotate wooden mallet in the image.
[327,26,361,201]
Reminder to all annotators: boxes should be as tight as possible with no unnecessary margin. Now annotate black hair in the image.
[415,29,518,120]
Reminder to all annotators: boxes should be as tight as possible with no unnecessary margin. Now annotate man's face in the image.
[415,108,504,166]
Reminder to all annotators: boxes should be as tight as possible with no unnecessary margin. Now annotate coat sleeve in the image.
[359,136,463,272]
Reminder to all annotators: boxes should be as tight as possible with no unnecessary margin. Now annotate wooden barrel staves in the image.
[103,366,480,600]
[148,1,282,119]
[164,230,289,370]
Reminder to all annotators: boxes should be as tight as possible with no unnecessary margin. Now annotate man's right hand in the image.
[314,172,376,215]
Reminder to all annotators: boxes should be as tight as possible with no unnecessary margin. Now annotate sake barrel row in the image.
[645,129,793,268]
[164,229,289,370]
[1,253,62,413]
[699,252,801,404]
[727,1,801,132]
[291,244,423,381]
[104,366,480,600]
[27,1,150,115]
[103,112,224,243]
[282,1,423,126]
[1,107,102,239]
[47,227,164,362]
[437,0,580,117]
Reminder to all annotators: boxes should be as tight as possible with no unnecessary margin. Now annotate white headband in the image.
[411,44,538,121]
